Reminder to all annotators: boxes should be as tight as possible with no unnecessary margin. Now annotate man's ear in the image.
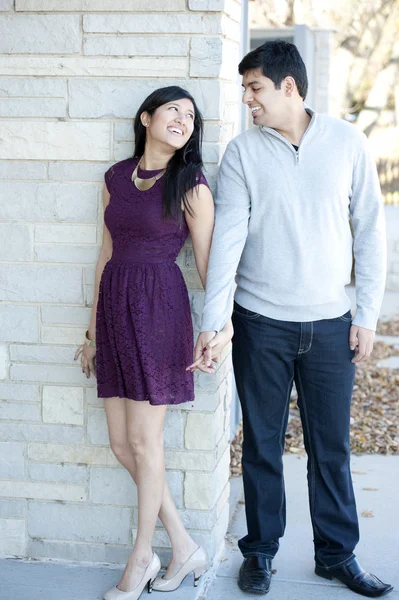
[284,76,296,97]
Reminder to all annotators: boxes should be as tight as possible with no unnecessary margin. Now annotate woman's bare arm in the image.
[184,183,214,288]
[74,185,112,377]
[87,186,113,339]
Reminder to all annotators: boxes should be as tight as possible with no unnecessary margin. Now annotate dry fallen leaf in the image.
[230,326,399,479]
[361,510,375,518]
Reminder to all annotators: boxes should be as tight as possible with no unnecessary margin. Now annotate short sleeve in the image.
[194,170,210,189]
[104,165,115,194]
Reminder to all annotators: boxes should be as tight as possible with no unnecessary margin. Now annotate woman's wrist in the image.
[85,329,96,347]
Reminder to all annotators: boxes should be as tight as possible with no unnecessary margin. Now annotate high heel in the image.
[194,565,206,587]
[151,546,207,592]
[104,553,161,600]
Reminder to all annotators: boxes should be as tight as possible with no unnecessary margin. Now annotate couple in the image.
[75,41,392,599]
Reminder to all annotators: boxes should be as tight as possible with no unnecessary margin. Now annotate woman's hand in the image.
[187,320,234,373]
[74,343,97,379]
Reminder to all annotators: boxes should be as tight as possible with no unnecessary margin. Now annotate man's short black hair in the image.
[239,40,308,100]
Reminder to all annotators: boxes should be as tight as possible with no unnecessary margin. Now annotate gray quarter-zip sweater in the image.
[201,109,386,332]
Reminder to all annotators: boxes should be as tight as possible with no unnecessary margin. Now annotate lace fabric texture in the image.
[96,158,208,405]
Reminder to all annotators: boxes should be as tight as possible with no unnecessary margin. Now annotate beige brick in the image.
[188,0,224,9]
[48,161,113,182]
[0,181,98,223]
[10,364,89,385]
[35,224,97,244]
[183,269,203,290]
[221,13,241,41]
[0,15,80,54]
[41,306,92,326]
[0,160,46,180]
[69,78,222,120]
[0,344,8,380]
[0,383,38,402]
[114,142,134,162]
[43,386,84,426]
[0,56,187,77]
[84,13,221,34]
[0,98,66,118]
[85,284,95,307]
[0,122,111,161]
[86,387,104,407]
[165,449,215,472]
[202,143,226,164]
[185,400,225,450]
[90,467,137,506]
[0,402,40,421]
[0,481,86,502]
[35,244,100,264]
[215,481,230,519]
[0,518,25,556]
[87,407,109,445]
[17,0,186,9]
[28,443,118,467]
[184,446,230,509]
[0,77,65,97]
[0,264,83,304]
[41,327,86,346]
[114,122,134,142]
[0,223,33,261]
[184,472,213,510]
[84,35,188,57]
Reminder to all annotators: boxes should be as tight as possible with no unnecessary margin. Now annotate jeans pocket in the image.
[233,302,261,320]
[338,311,352,322]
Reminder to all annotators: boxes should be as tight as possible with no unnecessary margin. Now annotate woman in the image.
[74,86,230,600]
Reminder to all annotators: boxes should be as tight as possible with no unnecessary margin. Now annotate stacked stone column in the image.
[0,0,242,564]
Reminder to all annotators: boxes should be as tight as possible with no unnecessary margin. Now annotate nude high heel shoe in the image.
[103,553,161,600]
[151,546,207,592]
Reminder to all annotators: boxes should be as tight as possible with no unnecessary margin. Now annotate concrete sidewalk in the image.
[203,455,399,600]
[1,289,397,600]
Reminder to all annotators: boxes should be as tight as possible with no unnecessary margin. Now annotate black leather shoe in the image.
[315,557,393,597]
[238,556,272,595]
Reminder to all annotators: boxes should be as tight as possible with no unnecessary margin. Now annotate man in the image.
[191,41,392,597]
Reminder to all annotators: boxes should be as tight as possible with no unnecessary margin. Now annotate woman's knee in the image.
[127,431,164,459]
[109,438,132,464]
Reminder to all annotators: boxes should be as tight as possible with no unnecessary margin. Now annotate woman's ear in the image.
[141,112,150,127]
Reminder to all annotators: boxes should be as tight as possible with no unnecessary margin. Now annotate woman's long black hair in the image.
[133,86,204,221]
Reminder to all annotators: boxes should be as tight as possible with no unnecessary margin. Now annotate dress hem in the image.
[97,391,195,406]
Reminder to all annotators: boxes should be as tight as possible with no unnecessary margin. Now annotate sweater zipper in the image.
[261,109,316,166]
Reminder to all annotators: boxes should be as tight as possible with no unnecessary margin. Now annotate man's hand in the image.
[187,321,234,373]
[349,325,375,363]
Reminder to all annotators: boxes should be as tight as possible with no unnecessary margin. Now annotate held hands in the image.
[187,320,234,374]
[74,343,97,378]
[349,325,375,363]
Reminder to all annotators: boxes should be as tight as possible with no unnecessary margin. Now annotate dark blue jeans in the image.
[232,301,359,568]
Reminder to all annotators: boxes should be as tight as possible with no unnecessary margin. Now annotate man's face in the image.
[242,68,287,129]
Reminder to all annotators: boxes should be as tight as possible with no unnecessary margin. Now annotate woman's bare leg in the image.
[104,398,197,586]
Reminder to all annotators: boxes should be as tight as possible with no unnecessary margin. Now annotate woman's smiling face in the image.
[143,98,196,150]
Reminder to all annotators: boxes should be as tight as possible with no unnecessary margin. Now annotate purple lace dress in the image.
[96,157,208,405]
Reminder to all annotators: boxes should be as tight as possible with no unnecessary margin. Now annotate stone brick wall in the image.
[0,0,241,565]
